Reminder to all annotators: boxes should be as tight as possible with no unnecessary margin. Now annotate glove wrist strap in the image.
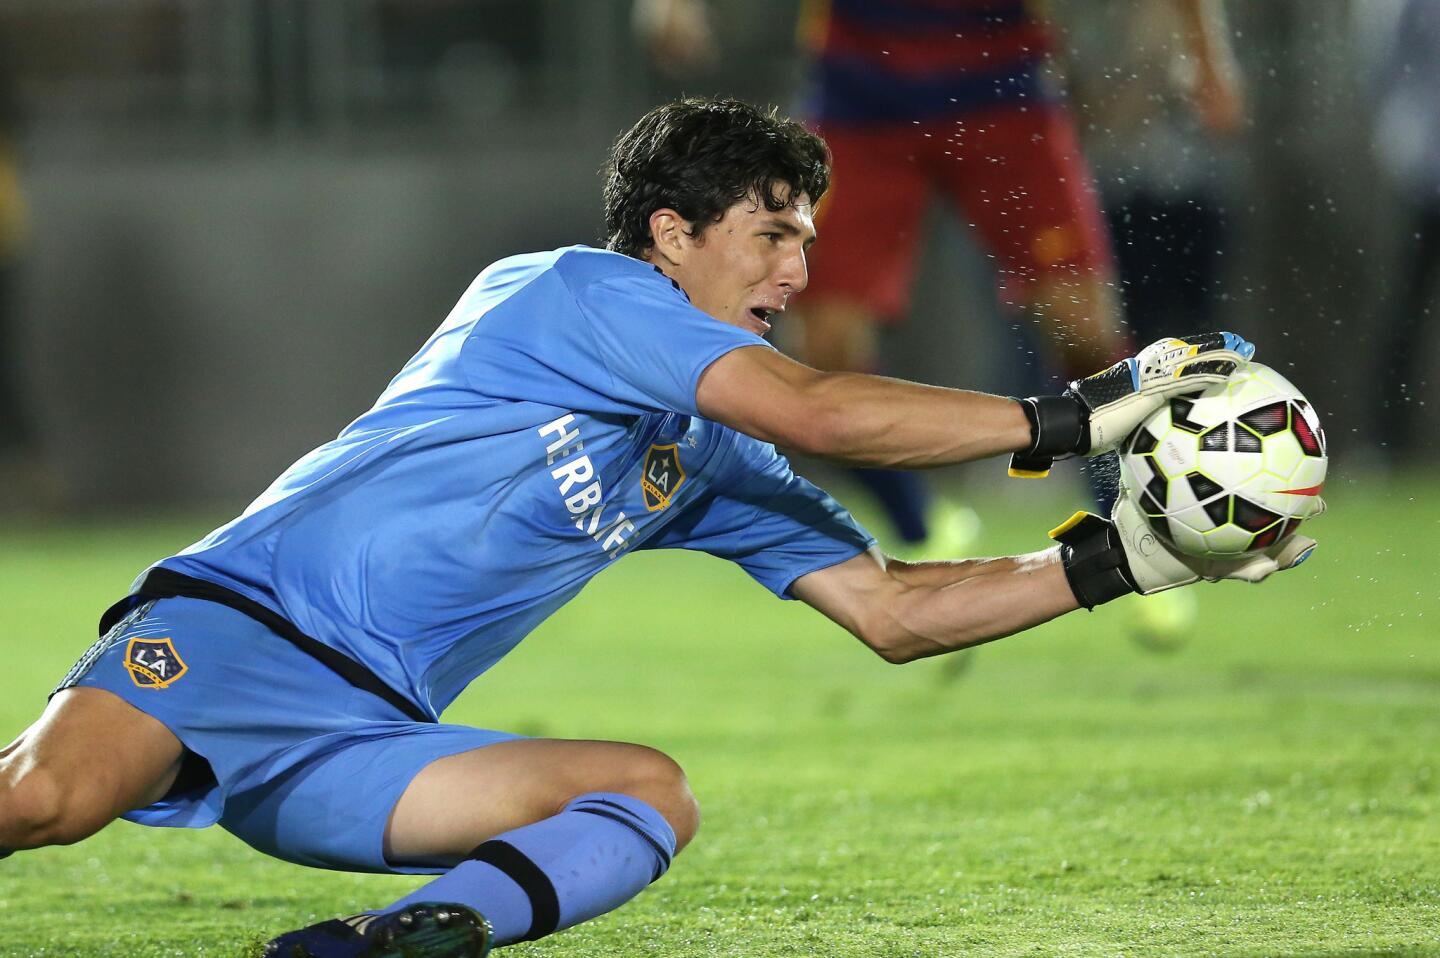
[1050,512,1137,610]
[1019,395,1088,458]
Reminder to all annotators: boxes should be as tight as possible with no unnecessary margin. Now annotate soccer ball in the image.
[1119,362,1327,558]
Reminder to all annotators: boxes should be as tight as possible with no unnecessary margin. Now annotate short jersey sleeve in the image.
[642,432,876,598]
[461,250,772,417]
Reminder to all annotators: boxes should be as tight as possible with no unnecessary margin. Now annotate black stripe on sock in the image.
[584,798,675,865]
[572,805,673,881]
[468,840,560,942]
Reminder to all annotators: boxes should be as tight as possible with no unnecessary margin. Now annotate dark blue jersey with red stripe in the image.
[801,0,1058,124]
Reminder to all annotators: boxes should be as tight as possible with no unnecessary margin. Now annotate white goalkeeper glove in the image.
[1010,332,1255,478]
[1049,498,1318,608]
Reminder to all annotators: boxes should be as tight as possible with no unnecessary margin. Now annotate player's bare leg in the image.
[265,738,696,955]
[385,737,699,863]
[0,687,184,852]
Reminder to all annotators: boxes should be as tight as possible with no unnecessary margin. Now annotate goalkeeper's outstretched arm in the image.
[790,547,1081,664]
[695,333,1252,471]
[791,499,1316,664]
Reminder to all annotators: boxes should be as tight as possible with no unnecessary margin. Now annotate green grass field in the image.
[1,473,1437,957]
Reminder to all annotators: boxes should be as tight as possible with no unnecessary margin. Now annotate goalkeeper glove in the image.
[1009,332,1255,478]
[1049,497,1318,609]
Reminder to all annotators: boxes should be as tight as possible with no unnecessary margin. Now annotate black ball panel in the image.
[1232,496,1281,532]
[1170,397,1205,433]
[1233,428,1262,453]
[1187,472,1223,501]
[1201,425,1229,451]
[1290,403,1324,456]
[1203,495,1231,527]
[1238,402,1289,436]
[1130,428,1158,455]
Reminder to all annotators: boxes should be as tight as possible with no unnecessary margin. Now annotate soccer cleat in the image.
[262,902,492,958]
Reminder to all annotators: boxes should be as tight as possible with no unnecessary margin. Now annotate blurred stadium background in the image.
[0,0,1435,509]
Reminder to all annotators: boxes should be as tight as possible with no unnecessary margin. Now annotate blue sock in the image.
[378,792,677,946]
[851,467,931,543]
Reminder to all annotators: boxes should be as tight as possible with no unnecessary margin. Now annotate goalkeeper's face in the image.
[648,188,815,338]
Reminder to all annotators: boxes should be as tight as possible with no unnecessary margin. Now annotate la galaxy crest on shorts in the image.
[124,636,188,689]
[642,443,685,512]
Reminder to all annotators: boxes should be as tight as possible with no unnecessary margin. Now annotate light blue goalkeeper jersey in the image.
[154,247,873,718]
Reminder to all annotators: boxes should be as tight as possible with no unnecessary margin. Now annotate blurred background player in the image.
[792,0,1132,558]
[639,0,1245,646]
[1368,0,1440,466]
[0,23,47,514]
[1059,0,1246,644]
[1065,0,1246,347]
[639,0,1243,556]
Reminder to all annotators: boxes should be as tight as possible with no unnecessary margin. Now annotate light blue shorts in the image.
[57,596,521,874]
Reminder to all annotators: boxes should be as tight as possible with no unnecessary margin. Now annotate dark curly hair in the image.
[602,97,831,259]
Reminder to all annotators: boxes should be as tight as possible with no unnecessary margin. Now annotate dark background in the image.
[0,0,1430,508]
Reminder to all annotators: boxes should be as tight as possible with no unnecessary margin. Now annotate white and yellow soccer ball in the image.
[1119,362,1327,559]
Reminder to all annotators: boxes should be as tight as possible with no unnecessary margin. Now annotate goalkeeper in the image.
[0,97,1312,958]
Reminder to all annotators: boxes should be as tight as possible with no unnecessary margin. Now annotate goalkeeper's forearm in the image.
[862,551,1080,663]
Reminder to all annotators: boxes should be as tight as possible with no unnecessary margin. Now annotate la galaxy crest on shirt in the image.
[124,637,188,689]
[642,443,686,512]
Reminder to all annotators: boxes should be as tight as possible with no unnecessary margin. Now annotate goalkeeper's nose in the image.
[775,248,809,296]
